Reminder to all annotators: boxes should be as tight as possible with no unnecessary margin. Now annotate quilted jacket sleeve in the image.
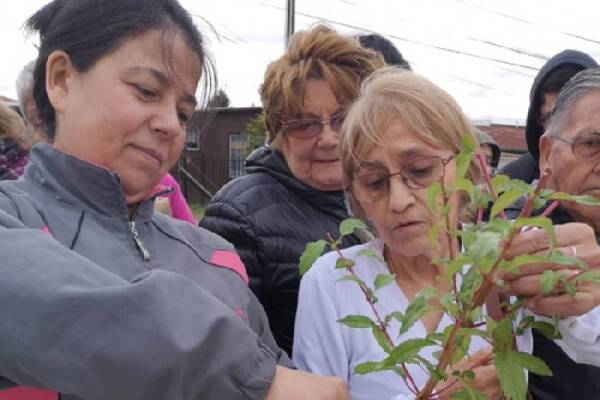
[0,203,278,400]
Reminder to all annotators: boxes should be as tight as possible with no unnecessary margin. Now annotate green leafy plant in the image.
[298,135,600,400]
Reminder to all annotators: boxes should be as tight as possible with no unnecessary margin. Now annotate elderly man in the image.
[503,68,600,400]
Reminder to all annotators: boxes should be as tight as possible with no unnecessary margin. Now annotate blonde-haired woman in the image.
[294,67,600,399]
[201,24,384,355]
[293,67,499,400]
[0,102,29,180]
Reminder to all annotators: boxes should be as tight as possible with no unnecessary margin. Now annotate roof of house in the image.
[476,124,526,151]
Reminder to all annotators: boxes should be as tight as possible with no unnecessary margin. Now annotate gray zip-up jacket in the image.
[0,144,291,400]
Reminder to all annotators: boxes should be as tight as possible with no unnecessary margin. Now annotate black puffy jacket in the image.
[200,146,360,355]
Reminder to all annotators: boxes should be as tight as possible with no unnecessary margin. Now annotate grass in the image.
[190,203,208,222]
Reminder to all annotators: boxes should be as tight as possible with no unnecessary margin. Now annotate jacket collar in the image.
[25,143,155,221]
[245,145,349,216]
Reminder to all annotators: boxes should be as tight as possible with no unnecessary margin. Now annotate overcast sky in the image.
[1,0,599,124]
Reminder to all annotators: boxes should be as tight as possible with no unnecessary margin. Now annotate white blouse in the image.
[293,239,600,400]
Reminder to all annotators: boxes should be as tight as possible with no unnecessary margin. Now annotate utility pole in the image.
[285,0,295,48]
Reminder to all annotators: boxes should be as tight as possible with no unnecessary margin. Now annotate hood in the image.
[526,50,598,160]
[474,129,501,168]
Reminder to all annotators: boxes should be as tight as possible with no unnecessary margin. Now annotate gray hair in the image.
[546,67,600,137]
[15,60,36,116]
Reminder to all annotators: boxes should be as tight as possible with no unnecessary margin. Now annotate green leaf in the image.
[513,352,552,376]
[354,361,384,375]
[547,249,587,269]
[337,315,375,328]
[400,287,437,335]
[575,269,600,285]
[335,257,355,269]
[456,142,474,180]
[545,191,574,202]
[382,338,435,367]
[492,318,513,352]
[491,174,510,193]
[452,178,476,201]
[505,254,548,273]
[445,255,471,283]
[491,189,522,218]
[515,216,555,247]
[336,274,361,284]
[459,265,483,305]
[495,351,527,400]
[428,223,443,250]
[450,386,487,400]
[298,240,327,275]
[374,273,395,290]
[372,326,393,353]
[427,181,442,214]
[540,270,561,295]
[467,231,501,261]
[385,311,404,324]
[357,248,385,263]
[571,194,600,206]
[440,292,461,318]
[340,218,368,236]
[530,321,562,340]
[462,133,477,152]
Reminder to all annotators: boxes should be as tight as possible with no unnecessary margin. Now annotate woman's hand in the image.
[501,222,600,317]
[436,348,502,400]
[265,366,350,400]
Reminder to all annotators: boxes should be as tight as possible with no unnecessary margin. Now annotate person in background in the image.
[16,60,47,144]
[474,128,501,172]
[200,25,385,356]
[503,67,600,400]
[501,50,597,183]
[0,1,350,399]
[0,102,29,181]
[357,33,411,70]
[154,172,197,224]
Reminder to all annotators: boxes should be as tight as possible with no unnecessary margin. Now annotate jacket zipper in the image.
[129,220,151,261]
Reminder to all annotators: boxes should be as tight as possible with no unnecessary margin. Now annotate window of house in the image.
[228,132,247,178]
[186,125,200,151]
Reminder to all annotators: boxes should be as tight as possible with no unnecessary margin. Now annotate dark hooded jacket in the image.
[200,146,360,356]
[500,50,598,183]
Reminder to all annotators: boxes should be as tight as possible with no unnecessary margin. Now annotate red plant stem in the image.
[438,173,458,294]
[431,352,494,398]
[477,207,484,224]
[418,167,552,398]
[328,234,420,395]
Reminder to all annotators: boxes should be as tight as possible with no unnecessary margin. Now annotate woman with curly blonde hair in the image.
[0,102,29,180]
[201,24,385,355]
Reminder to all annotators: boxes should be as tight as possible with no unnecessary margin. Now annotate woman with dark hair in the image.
[0,1,349,399]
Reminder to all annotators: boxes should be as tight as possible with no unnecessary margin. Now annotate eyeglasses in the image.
[282,111,346,139]
[550,132,600,160]
[350,155,454,203]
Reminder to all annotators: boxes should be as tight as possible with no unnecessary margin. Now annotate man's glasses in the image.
[350,155,454,203]
[551,132,600,160]
[282,111,346,139]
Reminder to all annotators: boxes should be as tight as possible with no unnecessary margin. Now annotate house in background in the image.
[475,118,527,168]
[177,109,529,204]
[174,107,262,204]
